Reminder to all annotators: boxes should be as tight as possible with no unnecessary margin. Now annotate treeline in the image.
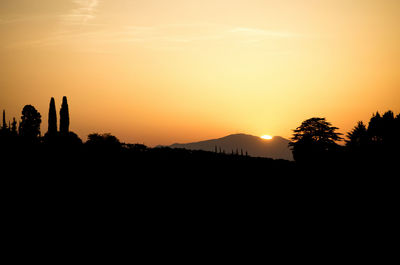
[0,97,150,157]
[1,96,399,173]
[0,96,81,148]
[0,96,267,158]
[289,111,400,168]
[1,97,294,176]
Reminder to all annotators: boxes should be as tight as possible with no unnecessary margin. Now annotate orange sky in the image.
[1,0,399,146]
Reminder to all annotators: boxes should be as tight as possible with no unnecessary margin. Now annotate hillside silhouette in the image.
[1,96,399,235]
[168,133,293,160]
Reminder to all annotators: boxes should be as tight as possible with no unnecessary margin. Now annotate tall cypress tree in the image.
[11,118,17,135]
[48,97,57,135]
[2,110,7,130]
[60,96,69,134]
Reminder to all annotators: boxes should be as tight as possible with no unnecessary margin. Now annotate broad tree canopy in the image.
[289,117,343,163]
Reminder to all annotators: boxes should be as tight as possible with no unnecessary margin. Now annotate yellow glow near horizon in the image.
[0,0,399,146]
[261,135,273,140]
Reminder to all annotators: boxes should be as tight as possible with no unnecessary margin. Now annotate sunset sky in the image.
[1,0,399,146]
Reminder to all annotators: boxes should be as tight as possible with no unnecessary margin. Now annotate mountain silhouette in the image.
[167,133,293,161]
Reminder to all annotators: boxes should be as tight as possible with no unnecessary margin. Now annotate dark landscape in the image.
[2,1,400,254]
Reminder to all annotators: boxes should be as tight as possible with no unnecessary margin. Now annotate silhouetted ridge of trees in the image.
[289,111,400,168]
[345,111,400,164]
[1,96,399,175]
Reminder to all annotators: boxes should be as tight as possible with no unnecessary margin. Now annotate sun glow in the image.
[261,135,273,140]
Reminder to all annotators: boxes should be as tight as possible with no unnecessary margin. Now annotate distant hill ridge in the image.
[166,133,293,161]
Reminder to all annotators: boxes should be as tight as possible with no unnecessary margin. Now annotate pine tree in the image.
[60,96,70,134]
[346,121,368,148]
[48,97,57,135]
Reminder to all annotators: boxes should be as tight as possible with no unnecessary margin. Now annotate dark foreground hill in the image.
[3,144,295,178]
[167,133,293,161]
[2,142,397,236]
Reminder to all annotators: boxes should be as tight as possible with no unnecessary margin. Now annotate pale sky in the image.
[1,0,399,146]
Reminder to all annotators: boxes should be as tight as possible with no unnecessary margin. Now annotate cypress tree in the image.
[11,118,17,135]
[2,110,6,130]
[60,96,70,134]
[48,97,57,135]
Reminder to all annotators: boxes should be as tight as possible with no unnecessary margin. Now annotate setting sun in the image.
[261,135,273,140]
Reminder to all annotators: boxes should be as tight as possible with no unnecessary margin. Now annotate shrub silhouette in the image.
[86,133,121,152]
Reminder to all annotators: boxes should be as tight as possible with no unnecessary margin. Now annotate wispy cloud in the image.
[114,24,226,44]
[62,0,99,25]
[4,22,303,53]
[0,15,56,25]
[229,27,299,38]
[108,24,301,46]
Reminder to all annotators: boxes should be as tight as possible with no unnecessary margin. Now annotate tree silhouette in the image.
[86,133,121,152]
[289,117,343,163]
[60,96,69,134]
[346,121,369,148]
[367,111,399,160]
[381,111,396,145]
[19,105,41,142]
[2,110,7,130]
[345,110,400,164]
[48,97,57,136]
[11,118,17,135]
[367,112,383,143]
